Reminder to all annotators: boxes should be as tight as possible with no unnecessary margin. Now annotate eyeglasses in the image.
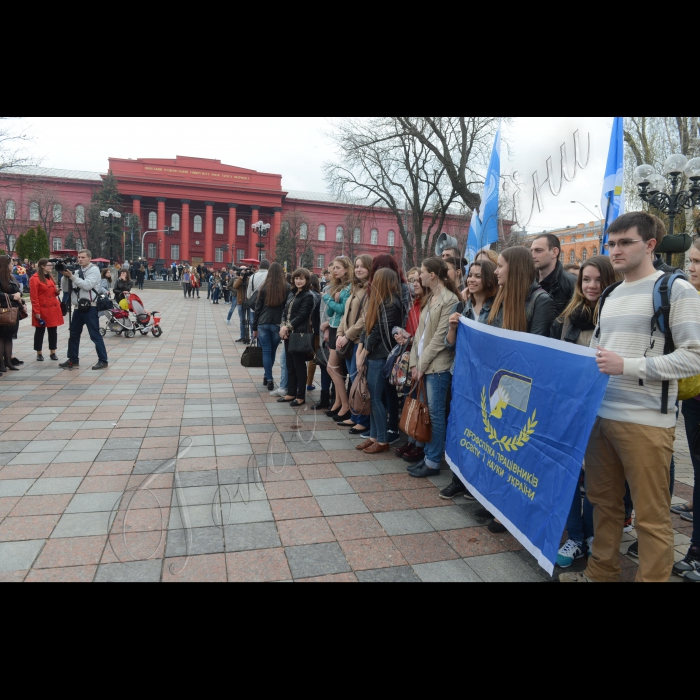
[604,239,646,251]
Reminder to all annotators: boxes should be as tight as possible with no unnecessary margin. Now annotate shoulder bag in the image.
[399,379,432,444]
[241,339,264,368]
[349,362,371,416]
[0,294,19,326]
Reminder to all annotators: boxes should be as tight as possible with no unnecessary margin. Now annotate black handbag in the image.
[241,339,264,368]
[289,332,315,357]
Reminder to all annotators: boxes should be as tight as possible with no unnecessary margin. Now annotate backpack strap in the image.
[652,273,683,415]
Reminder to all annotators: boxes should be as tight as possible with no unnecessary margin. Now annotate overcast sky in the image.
[19,117,616,231]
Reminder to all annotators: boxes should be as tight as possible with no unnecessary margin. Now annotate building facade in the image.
[0,156,426,271]
[526,220,604,266]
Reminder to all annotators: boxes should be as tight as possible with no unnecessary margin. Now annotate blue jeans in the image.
[238,305,253,340]
[346,345,369,429]
[682,400,700,548]
[424,372,452,470]
[227,299,238,322]
[257,324,282,384]
[67,306,108,365]
[367,359,390,444]
[566,471,595,544]
[213,288,221,303]
[280,348,289,391]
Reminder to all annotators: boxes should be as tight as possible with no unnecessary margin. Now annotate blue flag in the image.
[446,319,609,574]
[601,117,625,254]
[467,121,502,262]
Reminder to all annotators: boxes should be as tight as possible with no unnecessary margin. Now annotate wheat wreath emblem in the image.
[481,388,537,453]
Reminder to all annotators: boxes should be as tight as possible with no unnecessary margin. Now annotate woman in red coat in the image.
[29,258,64,362]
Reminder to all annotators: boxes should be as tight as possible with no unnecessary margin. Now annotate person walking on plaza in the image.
[560,212,700,584]
[253,262,290,393]
[59,250,109,371]
[550,255,617,568]
[233,268,253,342]
[190,267,201,299]
[136,265,146,291]
[29,258,63,362]
[407,258,459,477]
[279,268,314,407]
[182,268,192,298]
[531,233,577,316]
[0,255,23,376]
[114,271,132,305]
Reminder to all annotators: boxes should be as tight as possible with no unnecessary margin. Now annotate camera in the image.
[50,256,78,274]
[231,265,255,280]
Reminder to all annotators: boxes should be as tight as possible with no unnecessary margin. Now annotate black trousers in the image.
[285,342,308,400]
[34,326,58,352]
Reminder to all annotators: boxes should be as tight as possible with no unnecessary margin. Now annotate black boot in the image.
[312,390,331,411]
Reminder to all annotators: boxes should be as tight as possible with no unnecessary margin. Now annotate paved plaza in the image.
[0,289,694,582]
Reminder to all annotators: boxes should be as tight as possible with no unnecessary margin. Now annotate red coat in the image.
[30,274,64,329]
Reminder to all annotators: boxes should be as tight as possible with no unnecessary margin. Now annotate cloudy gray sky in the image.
[20,116,615,231]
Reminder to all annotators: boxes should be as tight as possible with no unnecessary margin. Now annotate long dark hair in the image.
[0,255,13,291]
[558,255,618,326]
[262,262,287,307]
[365,269,400,336]
[466,261,498,303]
[37,258,50,284]
[371,254,407,285]
[488,247,536,332]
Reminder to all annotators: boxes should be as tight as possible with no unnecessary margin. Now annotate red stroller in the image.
[125,292,163,338]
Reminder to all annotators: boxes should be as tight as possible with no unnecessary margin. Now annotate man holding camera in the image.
[59,250,109,371]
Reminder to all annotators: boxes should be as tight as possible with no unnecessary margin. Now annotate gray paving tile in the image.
[375,510,434,536]
[306,478,355,497]
[285,543,351,579]
[133,460,172,475]
[0,540,45,572]
[52,451,101,465]
[44,422,85,431]
[103,438,144,450]
[413,560,483,583]
[51,512,114,538]
[66,492,124,514]
[169,501,273,529]
[0,480,36,498]
[22,440,69,453]
[356,567,422,583]
[174,471,219,488]
[418,507,482,532]
[179,435,215,447]
[214,434,250,446]
[180,446,216,459]
[224,522,282,553]
[172,486,219,507]
[95,560,162,583]
[97,450,140,462]
[256,454,296,469]
[465,553,546,583]
[336,462,381,477]
[316,495,370,517]
[165,527,225,557]
[9,452,59,466]
[374,461,409,475]
[146,427,180,437]
[0,453,19,466]
[65,439,107,451]
[27,478,83,496]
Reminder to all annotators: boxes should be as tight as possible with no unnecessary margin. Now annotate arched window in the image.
[353,228,361,244]
[300,223,308,240]
[592,246,598,256]
[53,204,62,222]
[388,230,396,247]
[53,238,62,252]
[237,219,246,237]
[371,229,378,246]
[318,225,326,242]
[194,215,203,234]
[149,212,157,229]
[75,205,85,224]
[172,214,180,232]
[570,250,576,264]
[581,248,588,262]
[336,226,344,243]
[29,202,39,221]
[6,200,16,220]
[216,217,225,235]
[560,252,565,263]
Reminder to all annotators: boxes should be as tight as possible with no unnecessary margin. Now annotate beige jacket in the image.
[410,288,459,375]
[337,286,368,344]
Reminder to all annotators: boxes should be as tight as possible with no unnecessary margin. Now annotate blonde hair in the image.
[328,256,352,297]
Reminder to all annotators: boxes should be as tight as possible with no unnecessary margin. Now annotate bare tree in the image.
[0,195,21,254]
[29,184,67,248]
[276,208,316,271]
[332,205,373,261]
[0,117,33,177]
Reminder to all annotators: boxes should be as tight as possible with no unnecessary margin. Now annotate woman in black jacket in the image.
[279,268,315,407]
[114,271,133,304]
[356,268,402,455]
[0,255,23,375]
[253,262,290,392]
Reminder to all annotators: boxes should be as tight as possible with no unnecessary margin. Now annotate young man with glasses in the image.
[561,212,700,583]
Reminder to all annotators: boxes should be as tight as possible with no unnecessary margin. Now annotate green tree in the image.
[78,171,124,259]
[275,222,294,271]
[300,245,315,270]
[15,226,50,261]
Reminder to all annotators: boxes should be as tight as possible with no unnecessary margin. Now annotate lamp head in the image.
[647,174,667,193]
[663,154,688,176]
[685,157,700,180]
[633,164,656,186]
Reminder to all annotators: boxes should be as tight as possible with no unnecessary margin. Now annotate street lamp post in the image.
[634,155,700,264]
[99,208,122,264]
[251,221,271,262]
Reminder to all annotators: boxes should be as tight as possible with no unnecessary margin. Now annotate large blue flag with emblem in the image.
[446,319,609,574]
[601,116,625,254]
[467,121,502,262]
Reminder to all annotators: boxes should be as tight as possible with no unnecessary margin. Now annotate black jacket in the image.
[282,289,314,333]
[253,284,291,331]
[114,279,133,303]
[360,295,402,360]
[539,261,577,316]
[488,284,556,337]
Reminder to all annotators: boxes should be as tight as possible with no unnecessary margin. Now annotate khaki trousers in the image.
[585,418,675,583]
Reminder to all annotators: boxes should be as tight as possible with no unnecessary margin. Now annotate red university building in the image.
[0,156,438,271]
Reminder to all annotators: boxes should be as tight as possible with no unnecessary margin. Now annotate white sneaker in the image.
[270,387,287,397]
[556,540,585,569]
[586,537,594,558]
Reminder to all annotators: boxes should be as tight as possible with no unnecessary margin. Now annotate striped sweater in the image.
[592,271,700,429]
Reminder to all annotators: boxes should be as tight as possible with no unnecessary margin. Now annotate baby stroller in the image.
[125,292,163,338]
[101,302,137,338]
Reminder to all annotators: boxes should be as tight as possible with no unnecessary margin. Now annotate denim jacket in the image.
[445,296,495,373]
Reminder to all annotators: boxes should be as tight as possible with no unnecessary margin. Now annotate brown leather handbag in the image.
[349,363,371,417]
[0,294,19,326]
[400,379,432,444]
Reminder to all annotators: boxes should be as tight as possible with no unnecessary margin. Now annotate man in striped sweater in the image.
[561,212,700,583]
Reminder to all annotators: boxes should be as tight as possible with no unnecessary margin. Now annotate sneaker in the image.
[387,430,401,446]
[271,387,287,397]
[685,561,700,583]
[360,431,371,440]
[559,571,596,583]
[624,517,634,534]
[673,547,700,577]
[439,478,467,501]
[556,540,585,569]
[92,362,109,370]
[226,320,231,326]
[463,490,476,502]
[627,541,639,558]
[586,537,595,558]
[671,504,692,516]
[681,512,694,524]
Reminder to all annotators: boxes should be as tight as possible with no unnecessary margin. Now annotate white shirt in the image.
[248,270,268,298]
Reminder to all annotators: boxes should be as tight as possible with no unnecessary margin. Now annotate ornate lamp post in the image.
[634,155,700,264]
[251,221,271,262]
[100,208,122,265]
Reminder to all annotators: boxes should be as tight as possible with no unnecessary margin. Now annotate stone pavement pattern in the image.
[0,290,693,582]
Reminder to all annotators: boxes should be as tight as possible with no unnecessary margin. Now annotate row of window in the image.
[300,224,395,247]
[560,247,598,264]
[4,201,86,224]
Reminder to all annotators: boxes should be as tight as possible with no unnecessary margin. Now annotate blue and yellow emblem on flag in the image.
[446,319,609,574]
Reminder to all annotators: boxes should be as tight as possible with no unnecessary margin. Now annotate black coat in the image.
[0,277,21,341]
[253,284,291,331]
[282,289,314,333]
[361,295,402,360]
[539,262,577,316]
[114,279,133,303]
